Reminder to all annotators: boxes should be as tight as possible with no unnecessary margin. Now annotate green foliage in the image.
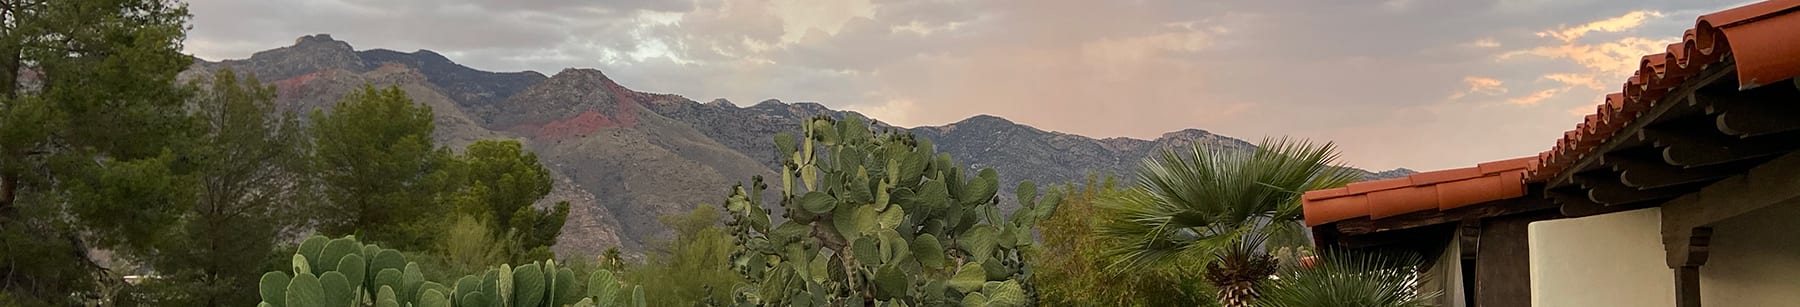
[127,68,313,306]
[719,114,1061,306]
[422,215,512,280]
[1257,251,1437,307]
[447,139,566,262]
[1031,175,1214,306]
[0,0,195,300]
[620,205,743,306]
[1095,138,1360,306]
[258,235,646,307]
[310,85,456,249]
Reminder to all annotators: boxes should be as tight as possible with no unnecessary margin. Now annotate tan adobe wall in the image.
[1528,208,1674,307]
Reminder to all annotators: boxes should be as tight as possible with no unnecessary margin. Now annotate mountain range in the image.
[184,34,1413,257]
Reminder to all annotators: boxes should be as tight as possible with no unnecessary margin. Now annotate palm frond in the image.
[1256,250,1438,307]
[1097,137,1360,271]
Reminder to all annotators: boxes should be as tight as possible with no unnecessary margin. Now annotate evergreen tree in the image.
[0,0,193,302]
[447,139,566,262]
[130,68,308,306]
[309,85,454,250]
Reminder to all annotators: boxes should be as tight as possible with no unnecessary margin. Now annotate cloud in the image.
[181,0,1729,171]
[1536,10,1664,43]
[1463,38,1502,48]
[1543,73,1607,90]
[1490,10,1675,112]
[1508,88,1563,105]
[1450,76,1508,100]
[1501,36,1669,74]
[845,97,921,127]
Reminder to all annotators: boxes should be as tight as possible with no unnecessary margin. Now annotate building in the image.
[1299,1,1800,306]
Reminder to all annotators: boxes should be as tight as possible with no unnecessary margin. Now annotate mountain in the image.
[188,34,1413,257]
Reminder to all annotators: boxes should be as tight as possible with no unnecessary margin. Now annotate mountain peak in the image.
[958,114,1013,124]
[225,33,366,80]
[751,99,785,108]
[409,49,451,63]
[1158,128,1215,140]
[292,33,354,51]
[706,98,736,108]
[549,68,615,85]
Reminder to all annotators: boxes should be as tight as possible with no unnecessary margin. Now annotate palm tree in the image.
[1096,138,1359,307]
[1257,250,1438,307]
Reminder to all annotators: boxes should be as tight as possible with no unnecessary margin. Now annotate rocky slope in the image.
[192,34,1412,257]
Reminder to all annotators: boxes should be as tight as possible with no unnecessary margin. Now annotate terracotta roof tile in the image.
[1478,156,1536,174]
[1301,156,1534,226]
[1408,167,1482,186]
[1303,0,1800,228]
[1528,0,1800,182]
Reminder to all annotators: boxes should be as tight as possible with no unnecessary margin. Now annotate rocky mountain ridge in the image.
[190,34,1413,257]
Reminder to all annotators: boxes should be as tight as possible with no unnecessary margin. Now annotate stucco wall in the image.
[1701,201,1800,306]
[1528,208,1674,307]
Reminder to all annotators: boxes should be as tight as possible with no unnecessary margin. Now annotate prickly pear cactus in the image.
[257,235,642,307]
[720,114,1060,306]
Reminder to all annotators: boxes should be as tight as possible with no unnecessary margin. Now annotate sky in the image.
[181,0,1758,171]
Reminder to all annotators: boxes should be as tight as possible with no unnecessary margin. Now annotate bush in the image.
[255,235,646,307]
[718,115,1060,306]
[1032,176,1215,306]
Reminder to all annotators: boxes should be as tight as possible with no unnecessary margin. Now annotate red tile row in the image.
[1301,157,1534,226]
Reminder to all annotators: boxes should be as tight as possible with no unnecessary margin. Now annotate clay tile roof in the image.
[1301,156,1535,226]
[1527,0,1800,182]
[1300,0,1799,227]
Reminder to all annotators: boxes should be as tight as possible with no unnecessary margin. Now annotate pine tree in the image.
[0,0,193,302]
[446,139,566,262]
[309,85,455,250]
[130,68,309,306]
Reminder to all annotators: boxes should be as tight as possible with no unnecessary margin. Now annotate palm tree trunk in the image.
[1206,248,1278,307]
[1216,281,1260,307]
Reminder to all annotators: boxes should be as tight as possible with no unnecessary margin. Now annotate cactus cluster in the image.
[256,235,645,307]
[719,114,1060,306]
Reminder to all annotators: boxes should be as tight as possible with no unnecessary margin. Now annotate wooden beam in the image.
[1709,98,1800,138]
[1664,227,1713,268]
[1332,194,1556,235]
[1606,152,1735,189]
[1675,266,1703,307]
[1458,219,1481,260]
[1661,150,1800,246]
[1333,224,1454,249]
[1667,227,1711,307]
[1705,78,1800,137]
[1576,172,1687,205]
[1552,190,1655,217]
[1651,126,1792,167]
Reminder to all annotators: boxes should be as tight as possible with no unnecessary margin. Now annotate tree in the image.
[1096,138,1358,307]
[447,139,566,262]
[1033,174,1214,306]
[621,205,742,306]
[1257,251,1437,307]
[0,0,193,301]
[309,85,454,249]
[719,115,1060,306]
[131,68,309,306]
